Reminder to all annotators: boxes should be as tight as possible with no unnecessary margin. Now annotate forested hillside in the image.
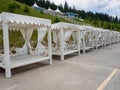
[16,0,120,31]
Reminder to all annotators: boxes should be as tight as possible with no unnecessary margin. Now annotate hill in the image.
[0,0,120,32]
[15,0,120,32]
[0,0,68,23]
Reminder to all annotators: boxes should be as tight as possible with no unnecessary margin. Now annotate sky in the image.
[49,0,120,18]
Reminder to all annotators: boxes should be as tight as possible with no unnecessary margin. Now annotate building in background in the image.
[64,12,79,18]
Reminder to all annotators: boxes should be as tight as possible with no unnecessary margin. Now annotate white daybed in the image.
[51,22,80,60]
[105,29,112,46]
[110,31,116,44]
[79,25,95,53]
[114,31,119,43]
[117,32,120,43]
[94,28,105,49]
[0,12,52,78]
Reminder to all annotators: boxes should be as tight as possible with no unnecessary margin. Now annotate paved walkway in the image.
[0,43,120,90]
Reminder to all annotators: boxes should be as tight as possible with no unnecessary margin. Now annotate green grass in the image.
[0,0,68,23]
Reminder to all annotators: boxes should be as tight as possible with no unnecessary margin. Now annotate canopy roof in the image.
[51,22,80,30]
[0,12,51,30]
[79,25,95,31]
[95,28,108,32]
[48,8,54,11]
[55,8,62,13]
[32,2,39,8]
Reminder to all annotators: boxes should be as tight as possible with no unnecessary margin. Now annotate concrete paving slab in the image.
[0,60,112,90]
[65,43,120,69]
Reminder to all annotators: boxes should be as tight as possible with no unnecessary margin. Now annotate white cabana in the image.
[101,29,108,46]
[32,2,40,8]
[51,22,80,60]
[117,32,120,43]
[55,8,63,14]
[94,28,105,49]
[48,8,54,11]
[102,29,110,46]
[0,12,52,78]
[110,31,116,44]
[114,31,119,43]
[79,25,95,53]
[118,32,120,43]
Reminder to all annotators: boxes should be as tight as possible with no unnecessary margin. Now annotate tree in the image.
[23,6,30,13]
[58,4,64,12]
[50,2,57,10]
[64,1,69,12]
[24,0,35,6]
[16,0,25,3]
[114,16,118,23]
[45,0,50,9]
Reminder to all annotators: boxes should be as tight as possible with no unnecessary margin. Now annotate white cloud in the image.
[49,0,120,18]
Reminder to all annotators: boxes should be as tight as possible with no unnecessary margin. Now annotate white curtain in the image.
[20,29,34,54]
[72,31,77,42]
[80,32,83,41]
[83,31,87,42]
[53,30,61,49]
[34,27,47,55]
[102,33,105,43]
[71,31,78,49]
[37,28,47,43]
[88,32,91,41]
[64,30,73,49]
[98,32,102,40]
[81,31,85,40]
[53,30,58,44]
[64,30,73,42]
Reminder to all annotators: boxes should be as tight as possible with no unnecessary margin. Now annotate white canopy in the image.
[55,8,62,13]
[32,2,40,8]
[52,22,80,30]
[79,25,95,31]
[0,12,51,30]
[48,8,54,11]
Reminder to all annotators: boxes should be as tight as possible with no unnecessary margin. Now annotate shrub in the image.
[8,2,20,13]
[40,11,44,14]
[53,17,60,23]
[23,6,30,13]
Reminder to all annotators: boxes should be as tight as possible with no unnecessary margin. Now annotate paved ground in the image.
[0,43,120,90]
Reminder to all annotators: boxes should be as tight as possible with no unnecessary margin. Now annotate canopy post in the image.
[95,31,98,49]
[48,26,52,64]
[60,27,64,60]
[117,34,119,43]
[77,30,80,55]
[109,32,112,45]
[105,32,107,46]
[103,32,106,46]
[83,31,85,54]
[2,21,11,78]
[101,32,104,47]
[92,31,94,50]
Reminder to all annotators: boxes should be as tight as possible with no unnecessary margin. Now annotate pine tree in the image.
[58,4,64,12]
[64,1,69,12]
[50,2,57,10]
